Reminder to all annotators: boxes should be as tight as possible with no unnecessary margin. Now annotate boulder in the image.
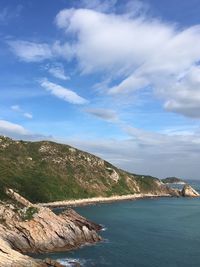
[181,184,199,197]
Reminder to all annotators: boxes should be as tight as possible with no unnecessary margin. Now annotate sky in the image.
[1,0,200,179]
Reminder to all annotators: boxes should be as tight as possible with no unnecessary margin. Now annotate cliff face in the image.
[0,136,177,202]
[0,197,101,266]
[0,238,45,267]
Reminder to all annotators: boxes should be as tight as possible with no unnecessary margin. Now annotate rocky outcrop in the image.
[0,192,102,267]
[0,238,46,267]
[181,184,199,197]
[6,188,33,207]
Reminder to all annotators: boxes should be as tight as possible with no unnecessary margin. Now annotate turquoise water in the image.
[38,182,200,267]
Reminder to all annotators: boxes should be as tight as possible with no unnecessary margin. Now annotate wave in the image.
[58,257,86,267]
[100,224,108,231]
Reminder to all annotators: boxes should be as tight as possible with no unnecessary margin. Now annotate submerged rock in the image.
[181,184,199,197]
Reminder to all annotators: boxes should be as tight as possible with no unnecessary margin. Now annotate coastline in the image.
[39,193,172,208]
[165,182,186,185]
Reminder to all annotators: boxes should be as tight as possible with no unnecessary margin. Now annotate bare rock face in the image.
[3,207,98,254]
[5,188,33,207]
[0,238,45,267]
[0,192,102,267]
[181,184,199,197]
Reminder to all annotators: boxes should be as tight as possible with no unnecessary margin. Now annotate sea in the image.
[36,180,200,267]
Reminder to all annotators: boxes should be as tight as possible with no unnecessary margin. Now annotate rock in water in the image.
[181,184,199,197]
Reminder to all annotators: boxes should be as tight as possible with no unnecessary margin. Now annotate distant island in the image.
[162,177,186,185]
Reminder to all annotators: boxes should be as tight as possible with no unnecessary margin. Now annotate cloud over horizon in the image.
[1,119,200,179]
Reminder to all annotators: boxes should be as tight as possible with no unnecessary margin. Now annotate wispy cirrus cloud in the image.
[7,40,74,62]
[11,105,22,112]
[47,63,70,80]
[8,40,53,62]
[23,112,33,119]
[11,105,33,119]
[79,0,117,13]
[40,78,88,105]
[0,5,23,24]
[85,108,118,122]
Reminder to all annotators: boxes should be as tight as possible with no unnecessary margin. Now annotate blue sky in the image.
[1,0,200,179]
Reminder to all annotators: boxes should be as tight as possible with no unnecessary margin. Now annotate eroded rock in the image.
[0,192,102,266]
[181,184,199,197]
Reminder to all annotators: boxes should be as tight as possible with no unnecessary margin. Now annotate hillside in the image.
[162,177,186,184]
[0,136,176,203]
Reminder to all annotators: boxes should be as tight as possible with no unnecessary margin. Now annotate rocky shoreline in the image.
[0,184,199,266]
[0,190,102,267]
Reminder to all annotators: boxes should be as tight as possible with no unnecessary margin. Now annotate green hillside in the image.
[0,136,174,202]
[162,177,186,184]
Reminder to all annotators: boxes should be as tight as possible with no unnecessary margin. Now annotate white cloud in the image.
[8,40,53,62]
[85,108,118,122]
[52,41,74,60]
[47,63,70,80]
[40,78,88,104]
[11,105,22,112]
[55,8,174,73]
[8,40,74,62]
[0,120,29,136]
[55,8,200,118]
[11,105,33,119]
[0,120,52,141]
[163,65,200,118]
[23,113,33,119]
[8,6,200,118]
[123,0,149,17]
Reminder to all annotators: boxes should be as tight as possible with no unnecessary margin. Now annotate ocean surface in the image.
[37,181,200,267]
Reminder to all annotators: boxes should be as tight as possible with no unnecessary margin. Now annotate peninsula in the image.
[0,136,181,202]
[0,136,199,266]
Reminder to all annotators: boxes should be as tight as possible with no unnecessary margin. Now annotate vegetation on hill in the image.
[162,177,186,184]
[0,136,173,202]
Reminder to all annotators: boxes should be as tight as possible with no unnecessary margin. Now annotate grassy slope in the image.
[162,177,185,183]
[0,136,170,202]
